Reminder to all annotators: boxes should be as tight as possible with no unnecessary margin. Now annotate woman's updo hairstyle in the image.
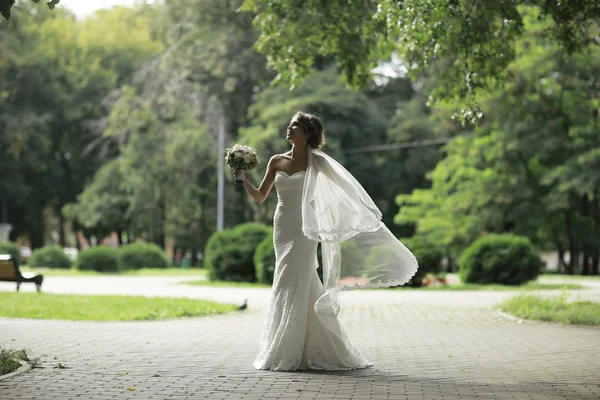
[295,111,326,149]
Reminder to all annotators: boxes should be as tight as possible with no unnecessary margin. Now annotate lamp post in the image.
[217,107,225,232]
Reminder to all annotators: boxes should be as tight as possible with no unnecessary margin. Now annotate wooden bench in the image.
[0,254,44,292]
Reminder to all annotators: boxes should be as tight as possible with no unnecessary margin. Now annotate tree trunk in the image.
[557,248,566,274]
[565,211,577,275]
[58,211,66,247]
[592,194,600,276]
[28,206,45,250]
[191,247,198,267]
[581,250,590,275]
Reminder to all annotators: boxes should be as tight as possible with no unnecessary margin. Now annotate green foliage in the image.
[396,13,600,276]
[204,223,272,282]
[402,236,444,287]
[0,347,38,376]
[62,159,130,238]
[210,243,257,282]
[28,246,72,269]
[254,236,275,284]
[242,1,599,120]
[119,243,169,270]
[75,246,121,273]
[0,242,22,265]
[459,234,542,285]
[1,2,163,248]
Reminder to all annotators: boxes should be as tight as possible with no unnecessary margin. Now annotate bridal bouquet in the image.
[225,144,261,184]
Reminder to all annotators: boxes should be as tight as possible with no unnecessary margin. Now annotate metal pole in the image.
[217,106,225,231]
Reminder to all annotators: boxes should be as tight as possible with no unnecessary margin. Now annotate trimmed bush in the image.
[0,242,22,265]
[255,236,275,284]
[119,243,168,270]
[205,223,272,282]
[28,246,72,269]
[459,234,542,285]
[402,236,444,287]
[75,246,120,272]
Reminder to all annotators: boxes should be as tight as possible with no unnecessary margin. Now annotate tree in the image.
[0,3,163,247]
[241,0,600,120]
[396,10,600,274]
[0,0,59,20]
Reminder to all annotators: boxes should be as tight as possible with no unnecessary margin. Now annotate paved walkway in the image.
[1,276,599,399]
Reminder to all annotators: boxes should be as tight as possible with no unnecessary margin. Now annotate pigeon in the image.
[237,298,248,311]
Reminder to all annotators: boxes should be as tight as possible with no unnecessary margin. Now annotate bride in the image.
[242,111,418,371]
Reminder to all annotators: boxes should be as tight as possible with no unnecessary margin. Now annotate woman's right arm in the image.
[243,155,278,204]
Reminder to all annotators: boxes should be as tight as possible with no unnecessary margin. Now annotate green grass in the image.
[540,273,600,282]
[0,292,237,321]
[0,347,38,375]
[180,279,582,291]
[413,282,585,291]
[498,292,600,326]
[20,267,208,277]
[181,279,271,289]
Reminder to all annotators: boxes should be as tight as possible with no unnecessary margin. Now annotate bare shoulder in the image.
[267,154,283,172]
[269,153,291,167]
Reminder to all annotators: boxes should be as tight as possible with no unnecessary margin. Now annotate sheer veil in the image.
[301,149,419,316]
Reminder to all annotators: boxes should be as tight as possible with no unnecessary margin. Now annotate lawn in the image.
[414,282,584,291]
[539,273,600,282]
[182,279,271,289]
[0,292,237,321]
[498,292,600,326]
[19,267,208,277]
[180,279,583,291]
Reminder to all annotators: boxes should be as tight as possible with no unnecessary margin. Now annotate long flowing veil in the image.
[301,149,419,316]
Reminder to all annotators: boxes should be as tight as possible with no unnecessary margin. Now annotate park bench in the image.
[0,253,43,292]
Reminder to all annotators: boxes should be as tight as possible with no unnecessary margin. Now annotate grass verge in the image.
[20,267,208,277]
[180,279,582,291]
[0,347,39,375]
[0,292,237,321]
[182,280,271,289]
[540,274,600,282]
[498,292,600,326]
[413,282,584,291]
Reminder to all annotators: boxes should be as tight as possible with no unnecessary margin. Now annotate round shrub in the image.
[212,243,257,282]
[0,242,22,265]
[402,236,444,287]
[203,230,238,271]
[28,246,72,269]
[255,236,275,284]
[459,234,542,285]
[205,223,272,282]
[75,246,120,272]
[119,243,168,270]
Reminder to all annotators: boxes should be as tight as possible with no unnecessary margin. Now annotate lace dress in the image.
[253,170,372,371]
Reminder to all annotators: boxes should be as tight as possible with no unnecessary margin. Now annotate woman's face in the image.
[286,115,306,145]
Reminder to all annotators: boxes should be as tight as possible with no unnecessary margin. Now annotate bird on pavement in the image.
[237,298,248,311]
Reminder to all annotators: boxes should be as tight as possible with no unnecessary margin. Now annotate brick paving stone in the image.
[1,276,600,399]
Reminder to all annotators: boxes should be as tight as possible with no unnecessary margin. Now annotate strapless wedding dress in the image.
[253,170,372,371]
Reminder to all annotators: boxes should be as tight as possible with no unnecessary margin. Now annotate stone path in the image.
[1,276,599,399]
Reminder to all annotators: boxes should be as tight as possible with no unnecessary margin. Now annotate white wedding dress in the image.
[253,170,372,371]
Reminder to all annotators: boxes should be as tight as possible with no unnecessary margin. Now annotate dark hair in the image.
[294,111,326,149]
